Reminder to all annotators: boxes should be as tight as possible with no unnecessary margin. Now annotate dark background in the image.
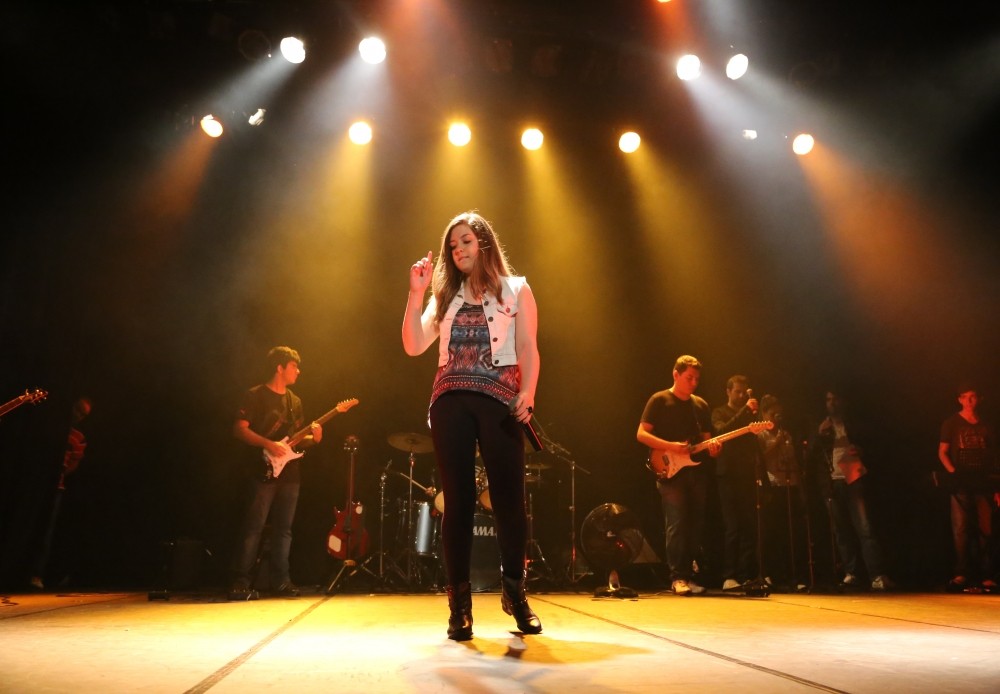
[1,1,997,591]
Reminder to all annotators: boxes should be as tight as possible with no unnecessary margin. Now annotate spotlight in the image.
[248,109,266,127]
[359,37,387,64]
[792,133,815,155]
[349,121,373,145]
[726,53,749,80]
[676,54,701,81]
[521,128,544,150]
[448,122,472,147]
[200,115,223,138]
[741,129,758,140]
[279,36,306,64]
[618,131,640,153]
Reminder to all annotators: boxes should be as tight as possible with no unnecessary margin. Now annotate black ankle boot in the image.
[500,571,542,634]
[446,582,473,641]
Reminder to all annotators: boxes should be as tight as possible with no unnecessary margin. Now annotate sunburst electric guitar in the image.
[648,420,773,480]
[0,388,48,419]
[263,398,359,480]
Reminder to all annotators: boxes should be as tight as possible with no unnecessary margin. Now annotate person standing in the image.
[637,355,722,596]
[712,375,764,592]
[813,389,894,591]
[402,211,541,640]
[938,383,998,592]
[229,346,322,599]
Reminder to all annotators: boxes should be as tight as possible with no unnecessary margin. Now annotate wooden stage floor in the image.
[2,587,998,693]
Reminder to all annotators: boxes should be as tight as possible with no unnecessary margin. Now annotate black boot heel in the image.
[501,572,542,634]
[447,582,473,641]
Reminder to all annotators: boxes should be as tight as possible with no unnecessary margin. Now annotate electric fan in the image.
[580,503,644,598]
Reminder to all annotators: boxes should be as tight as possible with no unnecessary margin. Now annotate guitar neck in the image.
[690,424,757,454]
[286,406,343,448]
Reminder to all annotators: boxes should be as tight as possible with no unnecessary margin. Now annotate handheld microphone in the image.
[522,419,543,452]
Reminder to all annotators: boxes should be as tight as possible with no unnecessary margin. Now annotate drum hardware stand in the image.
[392,457,437,590]
[536,423,592,587]
[326,435,375,594]
[361,459,407,589]
[525,481,555,584]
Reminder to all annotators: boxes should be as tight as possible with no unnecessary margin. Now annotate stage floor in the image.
[2,587,999,693]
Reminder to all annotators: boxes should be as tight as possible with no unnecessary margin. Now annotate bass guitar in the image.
[263,397,359,480]
[648,420,773,480]
[0,388,48,419]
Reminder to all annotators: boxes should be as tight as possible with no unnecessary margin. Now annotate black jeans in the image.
[429,391,528,586]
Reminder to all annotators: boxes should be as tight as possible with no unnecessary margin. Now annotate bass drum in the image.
[439,512,500,592]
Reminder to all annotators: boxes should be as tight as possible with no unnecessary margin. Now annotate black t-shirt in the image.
[641,389,713,466]
[237,385,304,483]
[940,412,997,492]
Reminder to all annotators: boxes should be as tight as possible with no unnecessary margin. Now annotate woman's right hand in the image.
[409,251,434,293]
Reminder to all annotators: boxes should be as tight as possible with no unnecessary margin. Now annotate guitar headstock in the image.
[25,388,48,405]
[749,420,774,433]
[336,398,360,413]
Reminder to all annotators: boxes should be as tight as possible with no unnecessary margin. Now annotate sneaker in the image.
[28,576,44,590]
[671,579,691,596]
[841,573,859,586]
[275,582,301,597]
[871,575,895,591]
[947,575,967,592]
[688,580,706,595]
[980,579,997,593]
[228,580,259,601]
[722,578,742,592]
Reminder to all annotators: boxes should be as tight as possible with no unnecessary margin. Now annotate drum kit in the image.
[360,428,573,592]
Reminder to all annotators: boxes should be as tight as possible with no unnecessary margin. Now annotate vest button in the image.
[494,359,500,365]
[483,300,489,305]
[488,316,493,322]
[492,337,498,342]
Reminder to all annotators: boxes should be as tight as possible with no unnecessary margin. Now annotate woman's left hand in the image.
[510,392,535,423]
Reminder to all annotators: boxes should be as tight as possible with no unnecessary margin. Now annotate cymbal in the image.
[525,462,551,471]
[388,432,434,453]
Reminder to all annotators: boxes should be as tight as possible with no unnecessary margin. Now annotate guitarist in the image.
[637,355,721,596]
[229,346,322,599]
[711,375,766,593]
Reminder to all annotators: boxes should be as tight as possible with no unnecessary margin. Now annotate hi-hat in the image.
[525,461,551,471]
[388,432,434,453]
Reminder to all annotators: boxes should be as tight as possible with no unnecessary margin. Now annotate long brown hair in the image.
[432,212,515,324]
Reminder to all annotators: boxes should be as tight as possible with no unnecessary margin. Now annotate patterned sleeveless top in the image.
[430,302,520,408]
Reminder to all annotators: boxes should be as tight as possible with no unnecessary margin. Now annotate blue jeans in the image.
[231,478,300,587]
[949,491,993,579]
[827,476,886,579]
[658,466,707,582]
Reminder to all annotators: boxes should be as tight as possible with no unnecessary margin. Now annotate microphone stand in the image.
[535,422,592,587]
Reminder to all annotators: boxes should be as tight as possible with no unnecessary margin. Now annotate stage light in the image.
[200,115,223,138]
[279,37,306,64]
[521,128,544,150]
[359,37,386,65]
[349,121,373,145]
[676,54,701,81]
[726,53,749,80]
[618,131,640,153]
[248,109,266,127]
[742,129,758,140]
[792,133,815,155]
[448,122,472,147]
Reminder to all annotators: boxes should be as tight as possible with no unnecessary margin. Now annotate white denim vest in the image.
[436,275,527,368]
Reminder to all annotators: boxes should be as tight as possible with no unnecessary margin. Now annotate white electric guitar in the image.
[263,398,359,479]
[648,420,773,480]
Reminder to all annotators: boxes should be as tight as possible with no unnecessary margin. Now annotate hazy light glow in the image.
[359,37,387,64]
[792,133,815,155]
[248,108,266,126]
[676,54,701,81]
[349,121,373,145]
[280,37,306,64]
[619,131,641,153]
[742,129,758,140]
[726,53,749,80]
[200,115,223,138]
[521,128,544,150]
[448,122,472,147]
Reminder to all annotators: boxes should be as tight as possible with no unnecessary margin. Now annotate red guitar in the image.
[327,435,370,560]
[648,420,774,479]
